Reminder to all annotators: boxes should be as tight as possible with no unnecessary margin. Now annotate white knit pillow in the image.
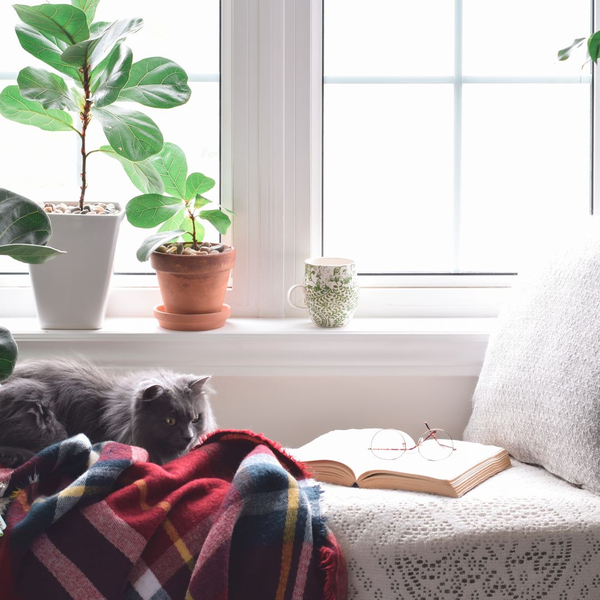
[464,219,600,493]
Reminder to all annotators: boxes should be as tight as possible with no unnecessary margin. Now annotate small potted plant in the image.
[0,1,191,329]
[125,143,234,331]
[0,188,64,379]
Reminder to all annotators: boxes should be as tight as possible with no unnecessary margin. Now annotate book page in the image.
[293,428,505,484]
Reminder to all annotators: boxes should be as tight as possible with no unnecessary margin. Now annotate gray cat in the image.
[0,358,216,468]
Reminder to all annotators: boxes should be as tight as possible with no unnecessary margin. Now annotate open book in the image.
[292,429,510,498]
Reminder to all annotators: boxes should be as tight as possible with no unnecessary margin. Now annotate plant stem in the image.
[188,206,198,250]
[79,64,93,211]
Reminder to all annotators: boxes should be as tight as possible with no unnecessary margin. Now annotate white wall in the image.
[209,375,477,447]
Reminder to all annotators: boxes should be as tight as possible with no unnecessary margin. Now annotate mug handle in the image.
[287,284,308,310]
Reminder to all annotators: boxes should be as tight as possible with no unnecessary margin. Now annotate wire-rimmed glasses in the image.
[368,423,456,461]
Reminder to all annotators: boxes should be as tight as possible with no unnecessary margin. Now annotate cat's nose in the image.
[183,435,194,444]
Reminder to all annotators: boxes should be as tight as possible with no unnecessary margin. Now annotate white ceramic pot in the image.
[29,203,124,330]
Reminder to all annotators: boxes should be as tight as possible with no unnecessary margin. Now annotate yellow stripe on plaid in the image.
[134,479,171,513]
[275,475,300,600]
[162,519,195,571]
[57,485,104,499]
[134,479,196,599]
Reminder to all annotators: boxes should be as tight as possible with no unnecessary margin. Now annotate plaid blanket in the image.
[0,430,346,600]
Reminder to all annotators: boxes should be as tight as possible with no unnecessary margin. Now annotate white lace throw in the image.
[320,460,600,599]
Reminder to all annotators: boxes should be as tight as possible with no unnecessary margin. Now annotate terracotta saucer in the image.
[153,304,231,331]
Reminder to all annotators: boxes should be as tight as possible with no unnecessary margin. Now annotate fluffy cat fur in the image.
[0,358,216,467]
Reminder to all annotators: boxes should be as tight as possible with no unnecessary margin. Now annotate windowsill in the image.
[7,317,495,377]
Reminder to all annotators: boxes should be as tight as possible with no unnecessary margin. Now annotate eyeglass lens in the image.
[369,429,406,460]
[418,428,455,461]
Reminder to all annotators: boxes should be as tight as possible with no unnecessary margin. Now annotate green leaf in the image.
[185,172,215,200]
[15,24,82,82]
[89,21,110,37]
[0,187,51,247]
[13,4,89,45]
[589,31,600,63]
[0,85,74,132]
[17,67,75,110]
[61,17,143,69]
[95,105,164,162]
[92,44,133,107]
[118,57,191,109]
[149,142,187,199]
[158,208,185,232]
[199,209,232,235]
[194,195,212,209]
[0,327,18,382]
[0,244,64,264]
[99,145,164,194]
[126,194,182,228]
[557,37,586,61]
[71,0,101,25]
[136,229,185,262]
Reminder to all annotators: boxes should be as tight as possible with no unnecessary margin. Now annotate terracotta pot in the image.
[150,246,236,315]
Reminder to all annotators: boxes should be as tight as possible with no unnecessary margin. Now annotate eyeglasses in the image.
[368,423,456,461]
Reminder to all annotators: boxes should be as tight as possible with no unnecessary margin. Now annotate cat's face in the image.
[134,374,215,464]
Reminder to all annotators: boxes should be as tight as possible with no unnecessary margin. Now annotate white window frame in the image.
[0,0,596,320]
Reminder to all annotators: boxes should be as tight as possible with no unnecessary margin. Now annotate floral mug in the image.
[287,258,359,327]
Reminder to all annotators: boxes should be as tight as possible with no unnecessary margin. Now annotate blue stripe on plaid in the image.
[8,435,136,553]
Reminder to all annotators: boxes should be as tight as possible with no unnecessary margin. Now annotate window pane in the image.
[460,84,591,272]
[324,1,592,275]
[463,0,591,77]
[0,1,220,275]
[323,84,454,272]
[325,0,454,77]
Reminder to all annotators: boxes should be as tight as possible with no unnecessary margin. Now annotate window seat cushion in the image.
[320,460,600,599]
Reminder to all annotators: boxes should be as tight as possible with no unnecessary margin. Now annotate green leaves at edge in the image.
[95,105,164,162]
[136,229,185,262]
[558,37,586,62]
[0,244,64,264]
[589,32,600,63]
[13,4,90,46]
[99,145,164,194]
[126,194,182,228]
[0,85,74,132]
[118,57,191,109]
[0,327,18,382]
[0,187,65,263]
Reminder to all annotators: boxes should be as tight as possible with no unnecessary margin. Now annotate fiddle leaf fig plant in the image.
[125,143,233,261]
[558,31,600,64]
[0,1,191,211]
[0,187,65,381]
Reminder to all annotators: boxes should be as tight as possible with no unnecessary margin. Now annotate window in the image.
[0,0,221,276]
[322,0,592,276]
[0,1,596,319]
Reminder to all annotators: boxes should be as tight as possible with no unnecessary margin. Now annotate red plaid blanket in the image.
[0,430,346,600]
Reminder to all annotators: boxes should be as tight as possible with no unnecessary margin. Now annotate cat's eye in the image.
[191,415,201,423]
[165,417,177,427]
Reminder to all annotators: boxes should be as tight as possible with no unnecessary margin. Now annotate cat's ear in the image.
[142,384,164,402]
[190,376,210,392]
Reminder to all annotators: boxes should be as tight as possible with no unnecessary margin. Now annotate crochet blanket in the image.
[0,430,346,600]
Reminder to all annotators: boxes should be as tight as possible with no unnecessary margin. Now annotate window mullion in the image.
[453,0,463,274]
